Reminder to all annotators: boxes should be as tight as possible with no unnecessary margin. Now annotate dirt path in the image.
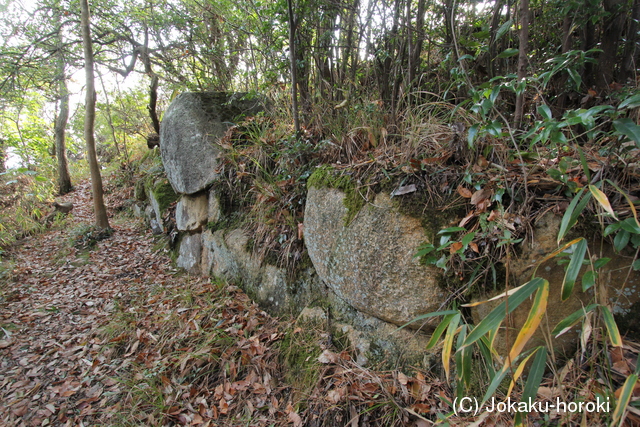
[0,181,184,425]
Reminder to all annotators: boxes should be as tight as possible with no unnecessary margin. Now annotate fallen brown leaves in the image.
[0,181,181,425]
[0,179,482,427]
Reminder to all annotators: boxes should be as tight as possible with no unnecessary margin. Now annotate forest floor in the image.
[0,180,456,426]
[0,180,195,425]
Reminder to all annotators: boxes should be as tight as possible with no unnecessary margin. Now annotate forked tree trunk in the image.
[81,0,110,230]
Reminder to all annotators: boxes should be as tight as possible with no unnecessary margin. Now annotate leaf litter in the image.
[4,146,638,425]
[0,180,462,426]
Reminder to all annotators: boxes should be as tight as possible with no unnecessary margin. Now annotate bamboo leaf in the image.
[601,306,623,347]
[619,93,640,109]
[497,48,519,58]
[477,336,496,379]
[455,325,470,398]
[468,124,479,147]
[507,348,541,397]
[426,312,458,349]
[394,310,458,331]
[463,279,533,307]
[552,304,598,337]
[582,270,596,291]
[588,185,616,218]
[567,68,582,90]
[531,238,584,278]
[614,118,640,147]
[442,313,461,382]
[576,145,591,183]
[607,180,640,230]
[514,347,548,426]
[462,278,545,349]
[495,19,513,40]
[610,374,637,427]
[561,238,587,301]
[507,279,549,364]
[438,226,467,235]
[481,367,510,408]
[558,188,591,244]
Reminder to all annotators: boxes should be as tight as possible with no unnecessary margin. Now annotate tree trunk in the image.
[81,0,110,230]
[55,13,72,195]
[286,0,300,135]
[514,0,530,128]
[410,0,426,85]
[0,139,5,174]
[55,78,72,194]
[621,0,640,82]
[488,0,505,77]
[596,0,627,90]
[148,74,160,134]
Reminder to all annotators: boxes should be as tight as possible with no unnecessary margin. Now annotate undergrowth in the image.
[207,82,640,425]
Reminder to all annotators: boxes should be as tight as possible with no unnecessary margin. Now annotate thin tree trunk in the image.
[621,0,640,82]
[55,13,72,195]
[0,139,6,173]
[406,0,413,87]
[514,0,530,128]
[140,18,161,135]
[148,74,160,133]
[411,0,426,84]
[287,0,300,135]
[55,78,72,194]
[81,0,110,230]
[97,72,120,155]
[488,0,505,77]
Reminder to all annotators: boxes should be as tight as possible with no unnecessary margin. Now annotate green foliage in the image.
[0,91,55,167]
[411,176,638,424]
[0,167,58,250]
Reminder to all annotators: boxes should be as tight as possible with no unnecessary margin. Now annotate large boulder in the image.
[472,212,640,354]
[160,92,265,195]
[304,186,446,327]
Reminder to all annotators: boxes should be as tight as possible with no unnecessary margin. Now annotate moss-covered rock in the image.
[308,165,365,225]
[150,179,178,213]
[146,178,178,232]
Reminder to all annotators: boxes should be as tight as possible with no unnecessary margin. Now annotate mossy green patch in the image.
[134,179,147,201]
[150,179,178,212]
[307,165,366,225]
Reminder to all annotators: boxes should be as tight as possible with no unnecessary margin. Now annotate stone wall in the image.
[133,91,640,367]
